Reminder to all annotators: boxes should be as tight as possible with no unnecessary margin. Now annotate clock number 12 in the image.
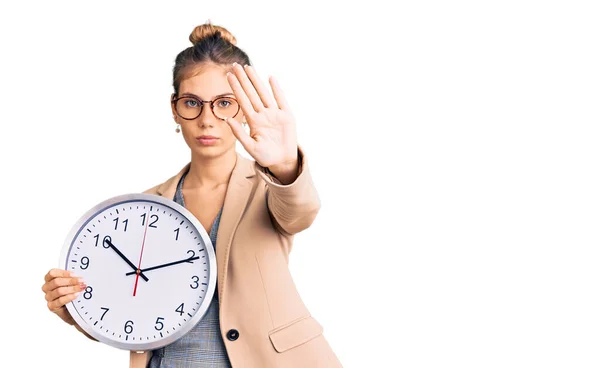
[140,213,159,228]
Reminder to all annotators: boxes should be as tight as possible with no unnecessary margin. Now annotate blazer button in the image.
[226,329,239,341]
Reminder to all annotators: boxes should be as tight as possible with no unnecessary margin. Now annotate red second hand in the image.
[133,211,150,297]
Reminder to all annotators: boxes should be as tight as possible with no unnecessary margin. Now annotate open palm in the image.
[225,63,298,169]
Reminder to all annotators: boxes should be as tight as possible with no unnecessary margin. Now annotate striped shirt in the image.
[148,169,231,368]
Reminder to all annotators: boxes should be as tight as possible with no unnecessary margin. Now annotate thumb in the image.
[225,117,255,153]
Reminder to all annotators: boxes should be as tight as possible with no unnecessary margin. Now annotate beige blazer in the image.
[129,148,342,367]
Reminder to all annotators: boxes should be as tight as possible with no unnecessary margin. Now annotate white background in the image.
[1,1,599,367]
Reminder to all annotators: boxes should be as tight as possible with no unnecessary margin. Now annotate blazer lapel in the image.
[215,153,256,302]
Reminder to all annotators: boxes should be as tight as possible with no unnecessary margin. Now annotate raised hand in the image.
[225,63,299,181]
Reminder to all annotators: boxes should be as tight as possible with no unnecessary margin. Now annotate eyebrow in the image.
[179,92,235,100]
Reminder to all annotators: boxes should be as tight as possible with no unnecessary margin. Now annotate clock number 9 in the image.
[80,256,90,270]
[94,234,111,249]
[124,320,134,334]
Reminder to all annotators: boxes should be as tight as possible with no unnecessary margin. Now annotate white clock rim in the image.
[58,192,218,351]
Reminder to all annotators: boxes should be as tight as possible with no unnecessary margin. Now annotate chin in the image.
[192,145,235,159]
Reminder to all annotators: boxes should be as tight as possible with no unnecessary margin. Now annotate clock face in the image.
[59,193,217,351]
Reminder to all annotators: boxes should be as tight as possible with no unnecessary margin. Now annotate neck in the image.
[186,149,237,189]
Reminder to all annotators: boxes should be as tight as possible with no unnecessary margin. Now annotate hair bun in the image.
[189,21,237,46]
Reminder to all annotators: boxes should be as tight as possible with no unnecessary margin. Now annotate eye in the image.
[183,99,199,108]
[216,99,232,108]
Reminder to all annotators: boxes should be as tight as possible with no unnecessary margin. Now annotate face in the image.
[171,63,244,160]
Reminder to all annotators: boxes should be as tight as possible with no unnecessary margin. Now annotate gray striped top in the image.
[148,169,231,368]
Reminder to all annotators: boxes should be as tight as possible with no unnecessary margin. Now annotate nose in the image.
[197,103,221,128]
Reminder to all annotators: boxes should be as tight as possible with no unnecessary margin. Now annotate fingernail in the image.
[69,271,77,277]
[244,64,248,68]
[77,278,85,284]
[79,283,87,290]
[74,292,80,298]
[232,62,238,66]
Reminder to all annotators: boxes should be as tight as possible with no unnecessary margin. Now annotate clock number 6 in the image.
[124,320,134,334]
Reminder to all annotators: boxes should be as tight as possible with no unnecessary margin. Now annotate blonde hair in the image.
[189,22,237,46]
[172,21,251,97]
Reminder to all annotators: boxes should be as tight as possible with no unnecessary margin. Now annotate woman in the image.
[41,22,342,367]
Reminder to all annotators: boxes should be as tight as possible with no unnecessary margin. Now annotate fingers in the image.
[269,76,290,111]
[227,70,257,119]
[42,273,83,293]
[44,268,73,283]
[229,63,266,113]
[42,268,86,312]
[241,64,277,109]
[47,292,81,313]
[45,282,86,302]
[44,275,86,313]
[225,117,256,154]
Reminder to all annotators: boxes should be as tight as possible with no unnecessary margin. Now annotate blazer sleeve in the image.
[254,146,321,236]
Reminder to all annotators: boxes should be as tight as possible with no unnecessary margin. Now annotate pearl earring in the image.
[175,124,181,133]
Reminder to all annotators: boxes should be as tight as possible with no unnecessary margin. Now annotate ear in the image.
[170,93,177,119]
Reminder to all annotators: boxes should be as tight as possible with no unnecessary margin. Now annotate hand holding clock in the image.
[42,269,87,325]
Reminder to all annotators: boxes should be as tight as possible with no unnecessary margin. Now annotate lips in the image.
[195,135,219,145]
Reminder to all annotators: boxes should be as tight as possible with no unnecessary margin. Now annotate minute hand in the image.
[125,256,200,276]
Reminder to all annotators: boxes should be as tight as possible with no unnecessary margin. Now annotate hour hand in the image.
[105,239,149,281]
[125,255,200,276]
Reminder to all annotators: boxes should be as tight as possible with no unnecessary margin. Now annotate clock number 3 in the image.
[190,276,200,289]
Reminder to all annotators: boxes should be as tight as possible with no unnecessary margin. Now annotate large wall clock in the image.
[58,193,217,351]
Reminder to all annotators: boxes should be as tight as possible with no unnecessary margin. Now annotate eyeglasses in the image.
[171,95,241,121]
